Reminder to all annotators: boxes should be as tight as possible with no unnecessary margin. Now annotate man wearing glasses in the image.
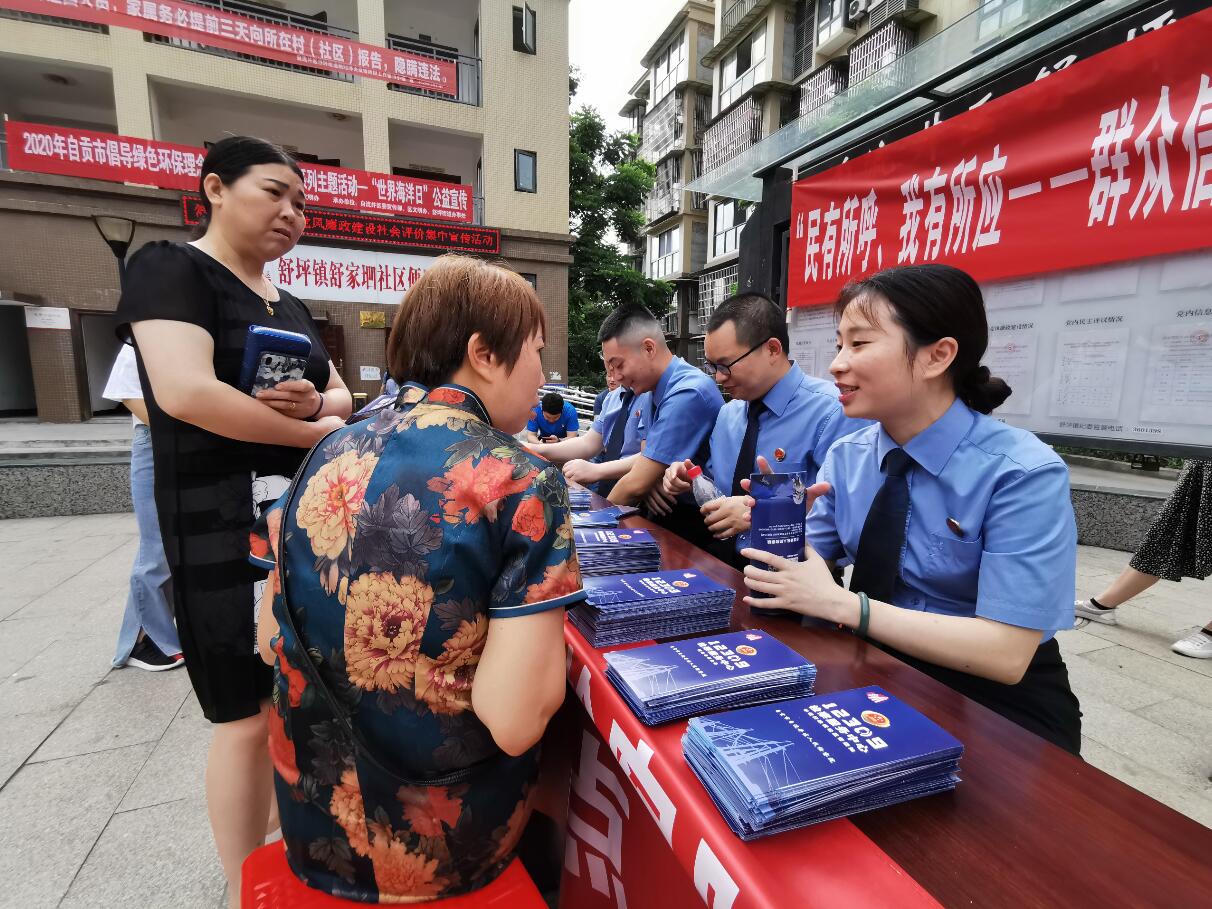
[662,293,866,567]
[594,303,724,544]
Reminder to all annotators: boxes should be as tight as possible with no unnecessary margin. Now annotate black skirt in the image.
[1129,459,1212,583]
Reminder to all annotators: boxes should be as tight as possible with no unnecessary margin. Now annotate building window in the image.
[651,30,687,103]
[515,150,537,193]
[719,22,767,110]
[712,200,750,259]
[816,0,846,50]
[649,225,681,279]
[519,273,538,290]
[977,0,1026,42]
[512,5,536,54]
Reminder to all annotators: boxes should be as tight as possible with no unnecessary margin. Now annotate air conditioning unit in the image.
[848,0,870,21]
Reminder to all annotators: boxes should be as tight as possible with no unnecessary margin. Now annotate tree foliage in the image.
[567,101,671,386]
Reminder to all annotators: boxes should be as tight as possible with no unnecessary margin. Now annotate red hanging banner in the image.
[788,9,1212,308]
[5,121,474,223]
[0,0,457,94]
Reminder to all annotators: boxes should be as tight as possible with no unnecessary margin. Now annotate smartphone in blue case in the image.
[240,325,312,394]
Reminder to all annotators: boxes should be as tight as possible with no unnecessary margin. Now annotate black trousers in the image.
[877,637,1083,755]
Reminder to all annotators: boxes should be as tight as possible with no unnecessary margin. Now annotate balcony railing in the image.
[702,96,763,173]
[799,59,848,119]
[648,250,681,280]
[707,0,774,63]
[639,91,682,164]
[0,6,107,32]
[698,263,740,321]
[386,35,482,107]
[645,183,681,223]
[144,0,355,81]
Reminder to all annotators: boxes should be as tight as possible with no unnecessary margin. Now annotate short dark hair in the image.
[835,264,1011,415]
[193,136,303,238]
[707,293,789,354]
[597,303,663,346]
[387,255,546,389]
[541,392,564,414]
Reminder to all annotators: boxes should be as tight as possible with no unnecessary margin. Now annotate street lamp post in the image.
[91,215,136,289]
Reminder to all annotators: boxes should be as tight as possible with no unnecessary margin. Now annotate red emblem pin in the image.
[774,447,786,462]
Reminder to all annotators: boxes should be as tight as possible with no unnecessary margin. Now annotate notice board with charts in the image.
[787,249,1212,459]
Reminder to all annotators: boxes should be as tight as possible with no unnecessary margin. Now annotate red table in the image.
[555,511,1212,909]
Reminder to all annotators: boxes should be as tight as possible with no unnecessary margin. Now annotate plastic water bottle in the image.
[686,464,725,507]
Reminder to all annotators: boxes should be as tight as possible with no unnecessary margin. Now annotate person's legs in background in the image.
[113,424,182,671]
[1075,566,1159,626]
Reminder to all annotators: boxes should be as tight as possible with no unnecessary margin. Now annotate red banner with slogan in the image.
[181,195,498,253]
[788,9,1212,308]
[0,0,456,94]
[6,121,474,223]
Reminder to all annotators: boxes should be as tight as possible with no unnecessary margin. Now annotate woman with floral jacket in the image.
[251,255,583,901]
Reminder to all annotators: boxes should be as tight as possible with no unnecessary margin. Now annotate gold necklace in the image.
[259,278,274,316]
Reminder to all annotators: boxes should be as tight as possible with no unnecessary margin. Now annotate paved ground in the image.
[0,512,1209,908]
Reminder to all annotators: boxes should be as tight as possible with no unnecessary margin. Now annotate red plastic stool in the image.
[241,840,547,908]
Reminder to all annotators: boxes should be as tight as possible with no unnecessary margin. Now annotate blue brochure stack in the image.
[573,527,662,577]
[683,687,963,840]
[571,505,639,528]
[568,489,594,511]
[603,630,816,725]
[568,569,735,647]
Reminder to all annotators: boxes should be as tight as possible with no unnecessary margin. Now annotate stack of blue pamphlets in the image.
[683,687,963,840]
[573,527,662,577]
[568,569,734,647]
[571,505,638,528]
[568,489,595,511]
[604,630,815,725]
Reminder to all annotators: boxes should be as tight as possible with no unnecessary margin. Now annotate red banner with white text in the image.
[788,9,1212,308]
[5,121,474,223]
[0,0,456,94]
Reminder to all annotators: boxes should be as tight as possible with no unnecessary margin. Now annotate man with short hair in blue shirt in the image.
[526,391,579,443]
[664,293,866,567]
[594,303,723,544]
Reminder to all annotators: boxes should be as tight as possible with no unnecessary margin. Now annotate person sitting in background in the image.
[526,391,579,443]
[253,255,582,902]
[528,368,647,498]
[1075,458,1212,659]
[742,265,1082,754]
[661,293,867,567]
[592,374,619,418]
[102,343,183,672]
[597,304,724,545]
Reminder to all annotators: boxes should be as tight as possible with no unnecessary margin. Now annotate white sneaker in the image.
[1074,599,1118,626]
[1171,630,1212,659]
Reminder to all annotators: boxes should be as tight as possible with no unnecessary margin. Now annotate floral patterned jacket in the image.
[251,383,584,901]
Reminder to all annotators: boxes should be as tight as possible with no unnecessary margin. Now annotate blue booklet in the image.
[573,527,661,577]
[571,505,639,528]
[568,569,735,647]
[604,630,816,725]
[568,489,595,511]
[683,687,963,840]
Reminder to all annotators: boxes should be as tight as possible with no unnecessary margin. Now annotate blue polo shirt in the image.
[638,357,724,465]
[705,362,868,488]
[591,387,648,458]
[806,397,1077,638]
[527,401,579,438]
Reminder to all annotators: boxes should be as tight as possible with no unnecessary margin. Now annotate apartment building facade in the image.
[0,0,572,422]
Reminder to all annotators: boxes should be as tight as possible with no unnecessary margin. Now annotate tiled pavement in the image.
[0,512,1209,908]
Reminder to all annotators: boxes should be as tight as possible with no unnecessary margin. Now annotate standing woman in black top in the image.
[115,136,351,904]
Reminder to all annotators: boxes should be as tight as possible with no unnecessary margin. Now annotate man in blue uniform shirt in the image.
[596,303,723,543]
[664,293,865,565]
[526,391,579,443]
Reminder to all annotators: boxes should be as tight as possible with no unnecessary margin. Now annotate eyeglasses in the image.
[701,339,769,380]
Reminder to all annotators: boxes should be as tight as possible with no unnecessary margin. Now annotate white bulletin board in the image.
[787,249,1212,457]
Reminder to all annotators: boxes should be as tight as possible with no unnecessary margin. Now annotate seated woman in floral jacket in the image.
[251,255,583,902]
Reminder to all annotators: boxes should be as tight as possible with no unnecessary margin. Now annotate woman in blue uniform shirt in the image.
[742,264,1082,753]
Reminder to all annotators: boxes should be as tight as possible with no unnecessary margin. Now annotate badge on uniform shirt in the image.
[773,447,786,462]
